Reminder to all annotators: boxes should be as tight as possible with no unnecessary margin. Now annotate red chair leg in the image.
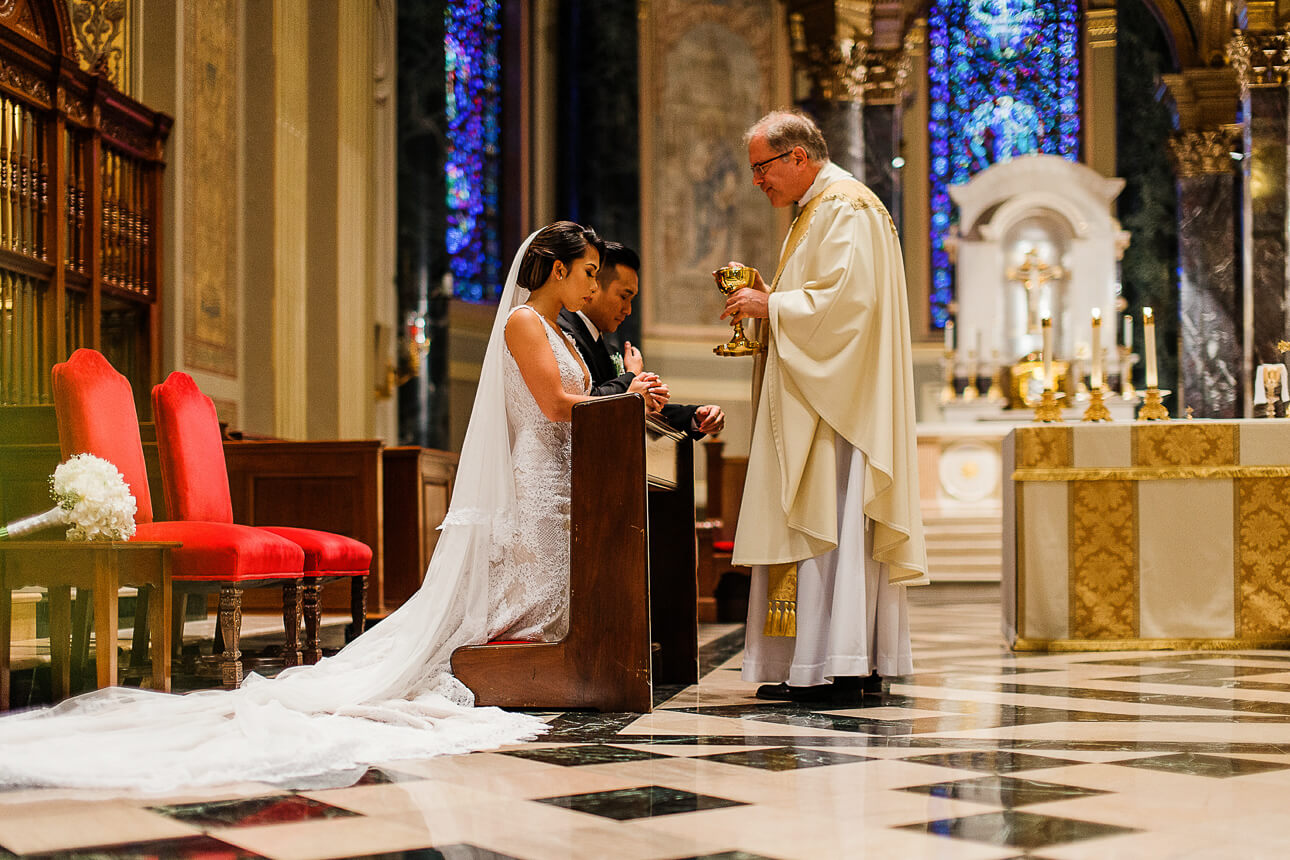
[282,581,302,668]
[303,581,322,665]
[218,585,243,689]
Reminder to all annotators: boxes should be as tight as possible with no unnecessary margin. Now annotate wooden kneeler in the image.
[452,394,696,713]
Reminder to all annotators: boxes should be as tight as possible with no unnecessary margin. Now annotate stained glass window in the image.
[927,0,1081,327]
[445,0,501,301]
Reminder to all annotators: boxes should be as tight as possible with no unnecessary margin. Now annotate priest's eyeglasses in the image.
[750,151,792,178]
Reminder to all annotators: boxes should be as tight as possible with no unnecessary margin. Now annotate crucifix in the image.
[1007,249,1065,334]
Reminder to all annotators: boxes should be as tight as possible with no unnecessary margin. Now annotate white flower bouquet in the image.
[0,454,137,541]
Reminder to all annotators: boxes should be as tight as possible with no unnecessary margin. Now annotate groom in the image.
[560,241,725,439]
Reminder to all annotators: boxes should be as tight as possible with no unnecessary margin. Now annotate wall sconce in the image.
[375,313,431,400]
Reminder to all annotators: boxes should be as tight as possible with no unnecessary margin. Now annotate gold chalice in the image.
[714,264,763,357]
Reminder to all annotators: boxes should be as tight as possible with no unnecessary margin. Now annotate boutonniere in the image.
[612,352,625,375]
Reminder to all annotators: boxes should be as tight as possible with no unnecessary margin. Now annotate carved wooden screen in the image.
[0,0,169,408]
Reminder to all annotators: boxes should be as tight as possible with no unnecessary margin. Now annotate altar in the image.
[1004,420,1290,650]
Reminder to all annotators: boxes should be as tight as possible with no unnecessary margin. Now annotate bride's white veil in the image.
[0,232,548,793]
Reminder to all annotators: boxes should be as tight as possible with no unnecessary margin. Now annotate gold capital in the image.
[1228,28,1290,91]
[1168,125,1243,177]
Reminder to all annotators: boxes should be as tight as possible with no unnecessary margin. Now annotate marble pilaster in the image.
[1170,127,1243,418]
[1247,86,1289,371]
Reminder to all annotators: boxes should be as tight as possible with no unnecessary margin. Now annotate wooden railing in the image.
[0,1,170,410]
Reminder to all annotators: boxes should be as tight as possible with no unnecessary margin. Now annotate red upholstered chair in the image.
[152,372,373,664]
[52,349,305,688]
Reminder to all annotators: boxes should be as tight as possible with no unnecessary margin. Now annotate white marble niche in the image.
[949,155,1130,365]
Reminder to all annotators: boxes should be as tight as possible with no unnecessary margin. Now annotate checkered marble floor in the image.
[6,585,1290,859]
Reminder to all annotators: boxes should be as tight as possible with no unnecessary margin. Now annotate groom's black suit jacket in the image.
[558,308,703,440]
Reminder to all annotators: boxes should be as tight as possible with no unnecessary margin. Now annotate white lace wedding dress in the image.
[488,305,589,640]
[0,233,589,794]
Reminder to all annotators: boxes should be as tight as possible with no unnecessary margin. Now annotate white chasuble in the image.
[733,162,927,583]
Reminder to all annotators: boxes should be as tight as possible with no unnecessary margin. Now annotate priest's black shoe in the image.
[754,682,835,702]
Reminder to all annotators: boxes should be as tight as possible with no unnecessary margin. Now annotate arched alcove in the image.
[949,154,1129,361]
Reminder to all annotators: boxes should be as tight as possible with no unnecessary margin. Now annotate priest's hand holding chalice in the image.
[713,262,768,356]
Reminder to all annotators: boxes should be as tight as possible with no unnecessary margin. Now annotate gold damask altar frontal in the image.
[1003,421,1290,651]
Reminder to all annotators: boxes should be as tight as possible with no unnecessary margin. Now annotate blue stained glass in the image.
[926,0,1080,327]
[445,0,502,302]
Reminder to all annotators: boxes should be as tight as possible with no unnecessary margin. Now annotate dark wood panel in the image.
[382,446,458,610]
[223,440,383,614]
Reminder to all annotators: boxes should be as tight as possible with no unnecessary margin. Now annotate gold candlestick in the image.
[713,265,763,356]
[940,349,957,404]
[1034,388,1063,422]
[987,365,1006,402]
[962,352,979,401]
[1138,386,1170,421]
[1118,346,1137,399]
[1082,386,1113,422]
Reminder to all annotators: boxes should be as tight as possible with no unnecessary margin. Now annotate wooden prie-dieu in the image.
[451,394,698,713]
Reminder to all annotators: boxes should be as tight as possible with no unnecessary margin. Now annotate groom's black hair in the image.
[596,242,641,287]
[518,221,605,291]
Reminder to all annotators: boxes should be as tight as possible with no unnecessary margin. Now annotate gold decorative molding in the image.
[67,0,130,92]
[1134,423,1237,466]
[1013,636,1290,650]
[1014,465,1290,482]
[1167,125,1243,177]
[1069,480,1137,639]
[1228,28,1290,91]
[1086,8,1117,47]
[793,33,871,101]
[1237,478,1290,636]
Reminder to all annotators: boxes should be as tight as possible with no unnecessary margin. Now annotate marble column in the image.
[858,41,914,226]
[1169,127,1243,418]
[812,98,864,178]
[1230,28,1290,413]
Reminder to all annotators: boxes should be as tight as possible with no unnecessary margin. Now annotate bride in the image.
[0,222,658,793]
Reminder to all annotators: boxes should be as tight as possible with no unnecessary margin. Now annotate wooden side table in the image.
[0,540,176,710]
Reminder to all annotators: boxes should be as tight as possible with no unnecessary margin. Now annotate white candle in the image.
[1091,308,1102,391]
[1143,306,1158,388]
[945,319,955,352]
[1123,314,1133,351]
[1042,315,1053,391]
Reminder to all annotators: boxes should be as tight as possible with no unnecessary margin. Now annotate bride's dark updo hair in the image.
[517,221,604,291]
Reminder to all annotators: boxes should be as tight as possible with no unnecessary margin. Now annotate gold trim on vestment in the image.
[1013,465,1290,481]
[764,562,798,637]
[1012,637,1290,651]
[1069,480,1137,639]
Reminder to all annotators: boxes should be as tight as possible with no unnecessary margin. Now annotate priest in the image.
[719,110,927,702]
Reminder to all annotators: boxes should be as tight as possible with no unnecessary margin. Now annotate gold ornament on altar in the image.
[1264,365,1283,419]
[713,265,764,357]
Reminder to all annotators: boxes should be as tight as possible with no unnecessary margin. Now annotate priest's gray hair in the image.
[744,110,829,163]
